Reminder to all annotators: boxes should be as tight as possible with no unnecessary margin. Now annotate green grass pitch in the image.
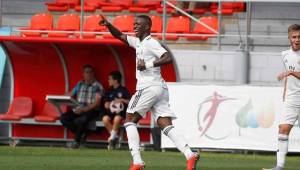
[0,146,299,170]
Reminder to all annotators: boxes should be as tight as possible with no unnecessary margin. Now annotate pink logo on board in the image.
[197,92,276,140]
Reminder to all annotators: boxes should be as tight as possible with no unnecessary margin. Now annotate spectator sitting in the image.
[60,64,104,148]
[102,71,130,149]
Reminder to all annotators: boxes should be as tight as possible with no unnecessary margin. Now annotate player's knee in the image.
[114,115,122,123]
[74,117,86,126]
[125,112,141,124]
[279,124,292,135]
[157,117,172,129]
[60,115,68,125]
[102,116,111,124]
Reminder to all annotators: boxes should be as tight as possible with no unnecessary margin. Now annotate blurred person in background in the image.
[60,65,104,149]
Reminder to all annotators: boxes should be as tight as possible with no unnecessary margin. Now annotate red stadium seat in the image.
[210,2,235,15]
[156,0,177,14]
[75,0,106,12]
[211,2,245,12]
[233,2,245,11]
[34,102,67,122]
[138,112,151,126]
[20,13,53,37]
[128,0,161,13]
[76,15,107,38]
[158,16,190,40]
[103,15,134,39]
[191,5,210,15]
[101,0,133,12]
[48,14,80,38]
[0,97,33,121]
[187,16,218,41]
[46,0,79,11]
[150,15,162,33]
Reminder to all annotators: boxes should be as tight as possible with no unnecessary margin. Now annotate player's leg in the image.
[262,124,292,170]
[124,112,143,167]
[111,115,123,140]
[157,117,197,159]
[277,124,293,168]
[102,115,113,133]
[107,115,123,150]
[125,88,158,169]
[60,110,79,133]
[153,88,199,170]
[102,114,115,149]
[263,106,298,170]
[73,110,98,146]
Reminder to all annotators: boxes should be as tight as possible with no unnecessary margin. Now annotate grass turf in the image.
[0,146,299,170]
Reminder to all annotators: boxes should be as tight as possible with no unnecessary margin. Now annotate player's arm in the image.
[83,95,101,111]
[99,15,128,45]
[115,98,130,104]
[278,71,300,81]
[288,71,300,79]
[153,43,173,67]
[74,94,101,114]
[137,43,173,71]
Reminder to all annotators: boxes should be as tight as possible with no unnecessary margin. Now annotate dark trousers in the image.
[60,110,98,143]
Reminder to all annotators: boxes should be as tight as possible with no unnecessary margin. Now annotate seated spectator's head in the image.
[108,71,122,87]
[83,64,95,82]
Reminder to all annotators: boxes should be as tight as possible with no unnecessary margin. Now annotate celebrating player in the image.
[99,15,200,170]
[263,24,300,170]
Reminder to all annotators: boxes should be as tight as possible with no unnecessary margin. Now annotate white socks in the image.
[162,125,194,160]
[125,122,144,164]
[109,130,118,140]
[277,134,288,168]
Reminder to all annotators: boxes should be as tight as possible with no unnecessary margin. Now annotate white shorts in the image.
[126,86,176,122]
[280,103,300,125]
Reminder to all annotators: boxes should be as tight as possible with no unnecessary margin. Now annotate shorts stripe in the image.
[130,90,143,109]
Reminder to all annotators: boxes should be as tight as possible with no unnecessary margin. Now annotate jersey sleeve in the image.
[123,87,131,99]
[281,50,288,71]
[71,82,81,97]
[95,83,105,97]
[148,40,167,58]
[127,35,138,49]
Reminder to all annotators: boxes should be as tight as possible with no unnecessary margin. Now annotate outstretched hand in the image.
[137,59,146,71]
[99,15,109,26]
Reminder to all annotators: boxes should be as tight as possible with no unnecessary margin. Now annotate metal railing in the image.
[1,0,299,51]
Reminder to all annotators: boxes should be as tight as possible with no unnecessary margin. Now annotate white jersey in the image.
[127,35,168,90]
[282,48,300,107]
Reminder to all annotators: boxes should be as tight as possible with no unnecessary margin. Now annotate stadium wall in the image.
[0,60,11,137]
[172,50,284,85]
[0,60,11,113]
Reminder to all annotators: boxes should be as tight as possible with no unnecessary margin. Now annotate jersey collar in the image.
[140,35,151,43]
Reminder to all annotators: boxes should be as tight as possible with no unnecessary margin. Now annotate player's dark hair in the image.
[288,24,300,33]
[137,15,152,28]
[83,64,94,72]
[109,71,122,83]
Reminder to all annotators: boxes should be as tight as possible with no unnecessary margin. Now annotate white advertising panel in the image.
[162,84,300,152]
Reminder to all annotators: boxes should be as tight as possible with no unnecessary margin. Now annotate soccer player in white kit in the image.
[100,15,199,170]
[263,24,300,170]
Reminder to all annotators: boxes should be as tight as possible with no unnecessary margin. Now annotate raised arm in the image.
[99,15,128,44]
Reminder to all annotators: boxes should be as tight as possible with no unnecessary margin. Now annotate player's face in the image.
[134,18,148,38]
[108,75,116,86]
[289,30,300,51]
[83,68,94,82]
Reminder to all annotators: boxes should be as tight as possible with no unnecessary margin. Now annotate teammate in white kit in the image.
[263,24,300,170]
[100,15,199,170]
